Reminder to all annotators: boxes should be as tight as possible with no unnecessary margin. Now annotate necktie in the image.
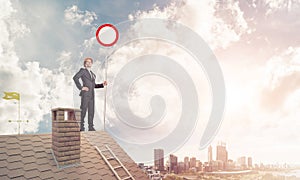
[89,70,93,79]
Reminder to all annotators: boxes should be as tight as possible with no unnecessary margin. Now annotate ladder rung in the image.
[95,145,135,180]
[100,149,110,152]
[114,165,122,170]
[107,157,115,160]
[122,176,133,180]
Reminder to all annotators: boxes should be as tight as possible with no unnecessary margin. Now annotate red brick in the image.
[52,140,80,147]
[56,154,80,162]
[52,127,80,133]
[52,144,80,152]
[53,149,80,157]
[53,131,80,137]
[52,136,80,142]
[53,122,80,128]
[58,159,80,166]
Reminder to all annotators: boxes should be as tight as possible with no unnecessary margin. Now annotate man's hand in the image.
[82,87,89,91]
[103,81,107,86]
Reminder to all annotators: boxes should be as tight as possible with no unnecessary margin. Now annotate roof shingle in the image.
[0,131,148,180]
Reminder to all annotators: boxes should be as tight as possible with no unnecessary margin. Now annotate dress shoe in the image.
[89,127,96,131]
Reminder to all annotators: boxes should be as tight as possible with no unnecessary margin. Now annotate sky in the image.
[0,0,300,165]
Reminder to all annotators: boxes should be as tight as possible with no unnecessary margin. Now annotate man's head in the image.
[84,57,93,68]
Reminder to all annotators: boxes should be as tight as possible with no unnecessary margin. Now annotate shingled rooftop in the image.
[0,107,148,179]
[0,131,148,179]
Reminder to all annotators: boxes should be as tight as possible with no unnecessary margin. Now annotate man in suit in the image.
[73,57,107,131]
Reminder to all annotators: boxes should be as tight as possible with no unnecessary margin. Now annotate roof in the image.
[0,131,148,180]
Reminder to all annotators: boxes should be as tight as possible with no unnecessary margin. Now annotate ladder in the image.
[95,145,135,180]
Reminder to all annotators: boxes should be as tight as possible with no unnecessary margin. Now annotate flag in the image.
[3,92,20,101]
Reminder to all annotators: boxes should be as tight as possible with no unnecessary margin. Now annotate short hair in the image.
[84,57,93,67]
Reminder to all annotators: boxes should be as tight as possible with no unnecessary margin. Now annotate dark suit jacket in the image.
[73,68,104,97]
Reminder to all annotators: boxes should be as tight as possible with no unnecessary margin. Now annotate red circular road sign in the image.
[96,24,119,47]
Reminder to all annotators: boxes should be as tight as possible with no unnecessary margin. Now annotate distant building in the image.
[170,154,178,174]
[260,163,265,170]
[154,149,164,171]
[184,157,189,171]
[210,161,219,172]
[196,160,202,171]
[227,159,235,170]
[138,163,145,169]
[248,157,252,168]
[203,162,212,172]
[237,156,246,169]
[190,157,196,168]
[178,162,185,174]
[216,142,228,170]
[208,145,213,162]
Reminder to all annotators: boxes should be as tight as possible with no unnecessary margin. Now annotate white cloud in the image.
[129,0,250,49]
[64,5,97,26]
[261,47,300,109]
[264,0,299,15]
[0,1,74,135]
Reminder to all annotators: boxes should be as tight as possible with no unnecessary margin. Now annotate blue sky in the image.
[12,0,173,69]
[1,0,300,165]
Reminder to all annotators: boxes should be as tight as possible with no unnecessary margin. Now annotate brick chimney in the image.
[51,108,81,167]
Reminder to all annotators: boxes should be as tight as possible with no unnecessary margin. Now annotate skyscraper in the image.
[208,145,213,162]
[169,154,178,174]
[216,142,228,163]
[184,157,189,171]
[238,156,246,169]
[216,142,228,170]
[154,149,164,171]
[248,157,252,168]
[190,157,196,168]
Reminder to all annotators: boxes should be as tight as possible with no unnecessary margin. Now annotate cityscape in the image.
[138,142,300,180]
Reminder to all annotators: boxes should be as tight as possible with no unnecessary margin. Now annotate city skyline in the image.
[152,142,277,169]
[151,142,293,175]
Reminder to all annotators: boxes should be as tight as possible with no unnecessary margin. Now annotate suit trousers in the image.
[80,94,95,128]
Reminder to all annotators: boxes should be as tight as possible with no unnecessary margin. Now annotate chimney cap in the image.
[51,107,81,112]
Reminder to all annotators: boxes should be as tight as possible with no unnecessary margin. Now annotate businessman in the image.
[73,57,107,131]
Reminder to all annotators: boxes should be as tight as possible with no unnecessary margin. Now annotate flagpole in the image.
[18,95,20,135]
[103,55,108,131]
[96,23,119,132]
[3,92,25,135]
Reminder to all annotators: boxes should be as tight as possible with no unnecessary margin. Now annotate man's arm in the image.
[95,81,107,88]
[95,84,104,88]
[73,68,84,90]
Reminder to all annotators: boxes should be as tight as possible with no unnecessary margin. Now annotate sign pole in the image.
[18,95,20,135]
[103,55,108,131]
[96,23,119,131]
